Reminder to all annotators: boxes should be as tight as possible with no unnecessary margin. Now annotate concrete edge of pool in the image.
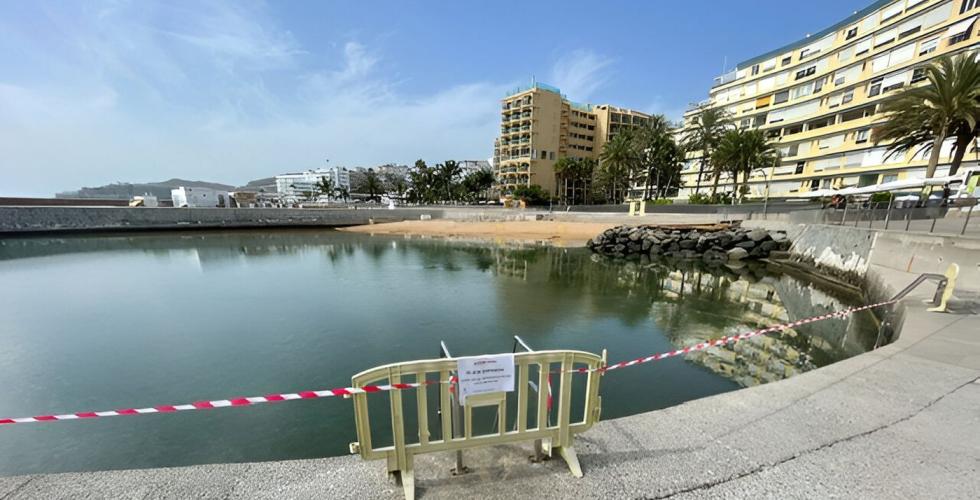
[1,221,978,498]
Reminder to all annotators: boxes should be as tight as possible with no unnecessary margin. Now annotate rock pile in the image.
[587,225,790,262]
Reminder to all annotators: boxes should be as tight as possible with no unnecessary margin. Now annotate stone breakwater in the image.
[587,225,790,262]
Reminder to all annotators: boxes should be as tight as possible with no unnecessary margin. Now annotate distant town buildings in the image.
[681,0,980,199]
[275,167,351,202]
[458,160,492,176]
[171,186,231,208]
[494,82,651,195]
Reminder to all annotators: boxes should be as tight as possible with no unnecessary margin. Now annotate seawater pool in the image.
[0,229,879,476]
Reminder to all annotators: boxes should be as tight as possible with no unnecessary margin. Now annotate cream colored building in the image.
[495,83,650,195]
[680,0,980,200]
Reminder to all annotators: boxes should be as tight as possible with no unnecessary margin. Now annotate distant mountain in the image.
[56,178,236,200]
[235,176,277,193]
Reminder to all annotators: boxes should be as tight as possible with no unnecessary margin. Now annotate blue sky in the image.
[1,0,866,196]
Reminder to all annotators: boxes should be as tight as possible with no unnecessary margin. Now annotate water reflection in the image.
[0,230,877,476]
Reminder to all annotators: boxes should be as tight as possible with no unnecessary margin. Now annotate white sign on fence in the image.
[456,353,515,405]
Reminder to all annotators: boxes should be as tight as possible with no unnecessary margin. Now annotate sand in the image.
[338,220,620,246]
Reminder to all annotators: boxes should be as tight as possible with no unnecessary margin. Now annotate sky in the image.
[1,0,868,197]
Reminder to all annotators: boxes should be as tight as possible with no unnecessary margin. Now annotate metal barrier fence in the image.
[349,349,606,500]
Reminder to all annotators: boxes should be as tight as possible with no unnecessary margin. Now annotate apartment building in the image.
[680,0,980,200]
[275,167,351,202]
[495,82,650,195]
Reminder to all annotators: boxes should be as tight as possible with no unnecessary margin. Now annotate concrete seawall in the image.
[0,206,729,234]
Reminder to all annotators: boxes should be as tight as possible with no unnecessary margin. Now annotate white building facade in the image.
[275,167,352,202]
[171,187,230,208]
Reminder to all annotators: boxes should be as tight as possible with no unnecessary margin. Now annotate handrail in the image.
[874,264,959,348]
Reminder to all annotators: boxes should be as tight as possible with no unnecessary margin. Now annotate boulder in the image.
[747,228,769,242]
[735,240,756,249]
[679,239,697,250]
[727,247,749,261]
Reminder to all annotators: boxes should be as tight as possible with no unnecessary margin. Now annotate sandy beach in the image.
[338,220,620,246]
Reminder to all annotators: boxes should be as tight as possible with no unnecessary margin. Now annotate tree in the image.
[512,184,550,206]
[315,176,334,201]
[436,160,462,202]
[408,159,438,204]
[383,172,408,200]
[598,130,639,204]
[461,169,495,202]
[334,185,350,204]
[554,157,597,205]
[682,105,731,195]
[634,115,684,200]
[712,129,777,202]
[354,168,385,202]
[873,54,980,178]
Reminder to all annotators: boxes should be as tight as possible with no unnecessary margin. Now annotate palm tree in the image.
[469,168,496,202]
[553,157,577,205]
[436,160,462,202]
[634,115,684,200]
[712,129,776,202]
[598,132,638,203]
[873,54,980,178]
[315,176,334,201]
[334,185,350,204]
[356,169,384,202]
[682,105,731,195]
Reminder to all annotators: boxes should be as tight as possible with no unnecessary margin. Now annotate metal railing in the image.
[873,264,960,348]
[349,343,606,500]
[828,197,978,236]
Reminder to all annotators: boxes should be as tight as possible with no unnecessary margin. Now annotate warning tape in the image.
[578,299,897,374]
[0,300,895,426]
[0,382,434,426]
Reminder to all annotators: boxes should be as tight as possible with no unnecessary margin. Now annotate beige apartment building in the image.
[680,0,980,200]
[494,83,651,196]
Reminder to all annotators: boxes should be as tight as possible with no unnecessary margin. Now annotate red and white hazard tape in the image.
[578,299,897,373]
[0,382,435,426]
[0,300,894,426]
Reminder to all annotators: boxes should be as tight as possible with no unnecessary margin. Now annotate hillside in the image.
[56,178,236,200]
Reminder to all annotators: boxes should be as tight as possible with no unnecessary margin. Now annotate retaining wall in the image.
[745,220,980,293]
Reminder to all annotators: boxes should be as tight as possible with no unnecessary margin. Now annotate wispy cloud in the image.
[548,49,614,101]
[0,1,595,196]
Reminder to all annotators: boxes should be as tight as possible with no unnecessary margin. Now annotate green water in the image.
[0,229,879,476]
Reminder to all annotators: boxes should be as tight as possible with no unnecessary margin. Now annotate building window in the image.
[841,90,854,105]
[881,174,899,183]
[795,66,816,80]
[809,179,820,189]
[781,56,792,67]
[911,67,927,83]
[740,118,752,128]
[752,64,760,76]
[949,31,972,46]
[868,77,884,97]
[788,144,800,156]
[856,129,870,143]
[540,150,547,159]
[899,25,921,39]
[919,38,939,56]
[846,27,859,40]
[773,90,789,104]
[961,0,980,14]
[796,162,806,175]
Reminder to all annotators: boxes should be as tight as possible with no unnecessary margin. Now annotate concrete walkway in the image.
[2,269,978,499]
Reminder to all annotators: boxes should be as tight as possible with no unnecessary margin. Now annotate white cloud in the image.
[548,49,614,101]
[0,2,605,196]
